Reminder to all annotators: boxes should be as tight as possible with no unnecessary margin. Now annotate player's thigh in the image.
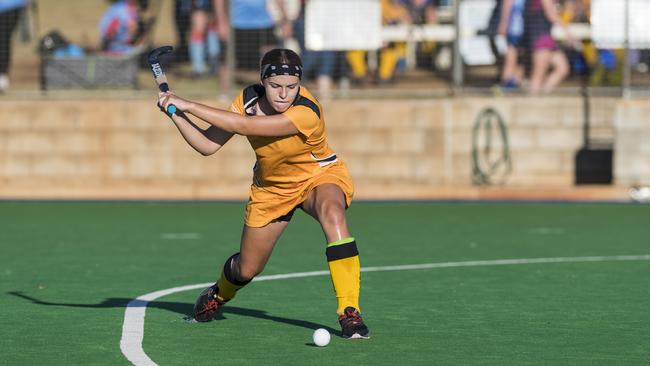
[302,183,345,218]
[302,184,350,242]
[238,220,289,276]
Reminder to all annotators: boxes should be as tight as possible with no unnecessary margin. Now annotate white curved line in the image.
[120,254,650,365]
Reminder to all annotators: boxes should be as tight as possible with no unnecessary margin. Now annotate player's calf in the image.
[193,253,253,322]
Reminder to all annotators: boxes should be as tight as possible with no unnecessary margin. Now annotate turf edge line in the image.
[120,254,650,366]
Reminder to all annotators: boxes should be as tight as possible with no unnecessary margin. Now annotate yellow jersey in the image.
[230,85,354,227]
[231,85,340,189]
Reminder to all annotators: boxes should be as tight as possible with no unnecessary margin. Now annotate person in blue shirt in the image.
[99,0,140,55]
[0,0,28,92]
[497,0,526,89]
[231,0,291,69]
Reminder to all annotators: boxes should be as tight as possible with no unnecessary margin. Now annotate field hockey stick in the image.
[147,46,177,115]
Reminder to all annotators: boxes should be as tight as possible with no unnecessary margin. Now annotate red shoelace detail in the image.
[196,296,220,318]
[339,309,363,325]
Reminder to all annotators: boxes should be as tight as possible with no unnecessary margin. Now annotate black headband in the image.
[260,63,303,80]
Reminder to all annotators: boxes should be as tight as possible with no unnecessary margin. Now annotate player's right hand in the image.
[157,92,174,114]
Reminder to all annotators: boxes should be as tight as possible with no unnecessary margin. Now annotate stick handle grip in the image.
[158,82,169,93]
[157,82,176,115]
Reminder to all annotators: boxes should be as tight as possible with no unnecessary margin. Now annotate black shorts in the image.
[275,204,302,223]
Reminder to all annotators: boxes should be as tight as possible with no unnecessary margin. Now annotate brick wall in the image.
[614,99,650,186]
[0,96,635,200]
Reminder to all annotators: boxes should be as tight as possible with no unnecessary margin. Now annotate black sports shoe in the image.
[338,307,370,339]
[193,284,224,322]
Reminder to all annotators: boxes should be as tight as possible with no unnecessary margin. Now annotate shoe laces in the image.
[339,307,363,325]
[196,286,221,316]
[204,298,219,311]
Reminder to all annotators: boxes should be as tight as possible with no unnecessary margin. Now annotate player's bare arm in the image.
[169,112,233,156]
[159,93,299,137]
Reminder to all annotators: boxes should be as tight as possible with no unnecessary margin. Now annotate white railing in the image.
[381,23,593,43]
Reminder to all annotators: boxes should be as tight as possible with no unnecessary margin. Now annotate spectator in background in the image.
[99,0,141,55]
[403,0,439,72]
[524,0,570,93]
[347,0,411,84]
[404,0,437,24]
[293,0,336,99]
[0,0,28,92]
[174,0,192,62]
[561,0,589,23]
[498,0,526,89]
[562,0,627,86]
[487,0,504,82]
[187,0,227,78]
[231,0,291,70]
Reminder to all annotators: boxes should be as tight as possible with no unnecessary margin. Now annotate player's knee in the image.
[319,200,347,228]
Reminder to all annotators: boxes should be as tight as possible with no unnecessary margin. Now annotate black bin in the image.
[575,147,613,185]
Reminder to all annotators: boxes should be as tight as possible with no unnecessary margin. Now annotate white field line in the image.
[160,233,202,240]
[120,254,650,366]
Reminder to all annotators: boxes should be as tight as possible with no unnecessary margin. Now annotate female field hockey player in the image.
[157,48,369,339]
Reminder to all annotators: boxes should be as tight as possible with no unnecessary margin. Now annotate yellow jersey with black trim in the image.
[230,85,339,190]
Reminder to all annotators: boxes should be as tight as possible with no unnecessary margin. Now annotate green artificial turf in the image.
[1,202,649,365]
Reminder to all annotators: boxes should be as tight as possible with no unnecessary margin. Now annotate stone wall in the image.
[0,96,633,200]
[614,99,650,186]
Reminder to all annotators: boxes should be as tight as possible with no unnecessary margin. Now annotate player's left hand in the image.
[158,92,191,113]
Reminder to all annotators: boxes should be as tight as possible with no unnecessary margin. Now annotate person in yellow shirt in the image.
[347,0,411,84]
[157,48,369,339]
[561,0,622,86]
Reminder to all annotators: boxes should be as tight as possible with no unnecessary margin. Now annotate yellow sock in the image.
[216,253,250,303]
[326,237,361,315]
[346,51,368,78]
[379,47,397,81]
[379,42,406,81]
